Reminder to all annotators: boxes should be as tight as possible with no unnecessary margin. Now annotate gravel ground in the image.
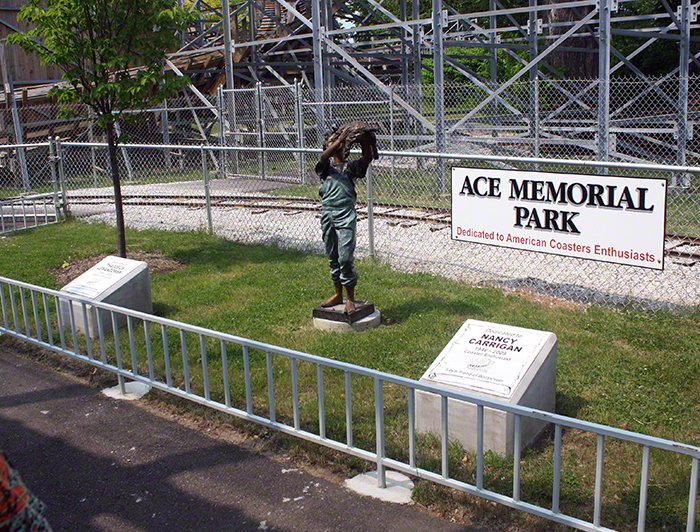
[67,181,700,312]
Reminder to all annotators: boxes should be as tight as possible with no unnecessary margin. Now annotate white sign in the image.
[425,320,552,398]
[62,256,143,299]
[451,168,667,270]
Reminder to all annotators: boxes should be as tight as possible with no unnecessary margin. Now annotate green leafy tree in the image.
[9,0,193,258]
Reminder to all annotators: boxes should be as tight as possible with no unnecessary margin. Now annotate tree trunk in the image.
[546,0,598,78]
[105,122,127,258]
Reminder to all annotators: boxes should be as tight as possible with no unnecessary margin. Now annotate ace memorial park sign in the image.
[451,168,667,270]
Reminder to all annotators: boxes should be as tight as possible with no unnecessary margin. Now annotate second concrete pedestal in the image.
[59,256,153,338]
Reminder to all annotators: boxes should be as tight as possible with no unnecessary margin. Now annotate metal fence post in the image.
[390,86,396,189]
[256,81,266,180]
[228,88,239,176]
[88,111,98,187]
[367,165,375,259]
[162,99,172,172]
[295,80,306,184]
[597,0,612,171]
[217,86,226,181]
[202,146,213,234]
[55,137,69,217]
[48,137,61,221]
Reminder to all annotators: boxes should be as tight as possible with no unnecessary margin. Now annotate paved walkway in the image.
[0,347,483,532]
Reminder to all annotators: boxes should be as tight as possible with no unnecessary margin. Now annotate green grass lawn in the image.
[1,219,699,531]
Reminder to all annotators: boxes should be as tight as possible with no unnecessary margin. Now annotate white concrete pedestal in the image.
[416,320,556,456]
[59,256,152,338]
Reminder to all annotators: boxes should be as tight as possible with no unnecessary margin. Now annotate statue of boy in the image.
[315,121,379,314]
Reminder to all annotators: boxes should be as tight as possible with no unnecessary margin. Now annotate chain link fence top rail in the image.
[2,78,700,313]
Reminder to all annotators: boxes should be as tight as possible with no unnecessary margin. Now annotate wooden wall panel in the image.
[0,1,64,85]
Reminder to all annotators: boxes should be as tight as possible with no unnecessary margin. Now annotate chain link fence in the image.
[1,77,700,313]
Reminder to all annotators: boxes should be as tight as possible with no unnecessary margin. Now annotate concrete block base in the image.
[59,256,152,338]
[314,310,381,332]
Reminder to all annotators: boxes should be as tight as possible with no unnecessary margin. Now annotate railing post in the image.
[202,146,213,234]
[374,378,386,488]
[687,457,698,532]
[594,434,605,527]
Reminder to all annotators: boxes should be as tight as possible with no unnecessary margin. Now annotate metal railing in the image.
[1,275,698,532]
[0,192,61,235]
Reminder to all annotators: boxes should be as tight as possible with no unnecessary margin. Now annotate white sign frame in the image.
[424,320,551,398]
[61,256,144,299]
[451,167,667,270]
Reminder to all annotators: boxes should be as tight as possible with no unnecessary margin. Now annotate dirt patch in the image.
[50,251,185,286]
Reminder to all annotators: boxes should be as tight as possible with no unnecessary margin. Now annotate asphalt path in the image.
[0,346,483,532]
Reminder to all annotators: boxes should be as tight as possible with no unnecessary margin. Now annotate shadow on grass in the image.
[171,238,311,271]
[379,296,484,326]
[555,391,588,418]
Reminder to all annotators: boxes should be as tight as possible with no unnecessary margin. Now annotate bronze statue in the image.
[315,121,379,313]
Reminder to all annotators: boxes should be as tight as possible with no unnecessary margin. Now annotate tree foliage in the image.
[9,0,192,127]
[8,0,193,257]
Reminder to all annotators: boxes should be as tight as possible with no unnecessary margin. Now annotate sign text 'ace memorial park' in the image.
[451,168,667,270]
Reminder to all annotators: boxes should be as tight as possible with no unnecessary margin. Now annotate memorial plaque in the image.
[60,256,152,338]
[416,320,556,455]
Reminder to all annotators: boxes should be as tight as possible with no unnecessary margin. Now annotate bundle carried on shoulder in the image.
[324,121,380,160]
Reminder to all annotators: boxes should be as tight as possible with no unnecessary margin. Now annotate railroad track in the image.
[30,193,700,263]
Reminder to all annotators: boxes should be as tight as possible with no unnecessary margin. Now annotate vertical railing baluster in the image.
[375,378,386,488]
[82,302,92,360]
[408,388,415,469]
[292,358,300,430]
[477,404,484,490]
[127,316,137,374]
[145,321,154,381]
[9,285,18,333]
[31,290,41,343]
[55,296,66,350]
[162,325,172,387]
[200,334,210,401]
[221,339,230,408]
[112,312,126,395]
[318,364,325,439]
[243,346,252,414]
[513,414,521,502]
[553,424,562,514]
[20,287,30,337]
[0,282,9,330]
[42,293,53,346]
[68,301,79,355]
[345,370,352,448]
[594,434,605,527]
[266,351,275,422]
[441,395,449,478]
[638,445,650,532]
[180,329,190,394]
[687,457,698,532]
[97,308,107,364]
